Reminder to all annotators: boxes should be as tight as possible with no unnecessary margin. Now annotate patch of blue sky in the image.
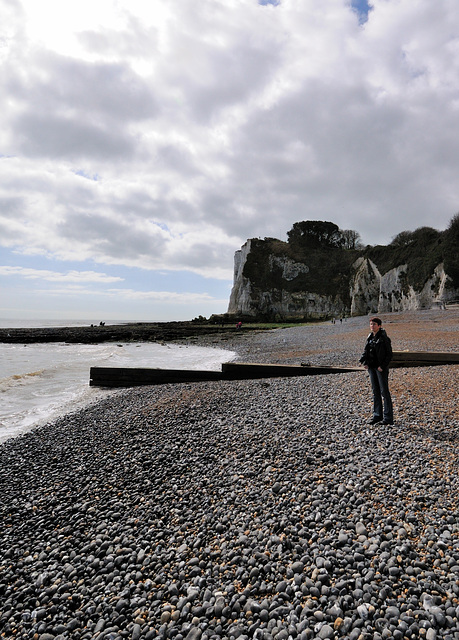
[258,0,370,21]
[153,220,171,233]
[0,249,82,272]
[0,248,230,297]
[72,169,99,181]
[350,0,372,24]
[106,265,231,297]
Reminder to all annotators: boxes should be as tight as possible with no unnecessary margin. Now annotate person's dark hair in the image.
[370,317,382,326]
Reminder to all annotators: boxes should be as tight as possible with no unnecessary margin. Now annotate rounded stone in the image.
[318,624,335,639]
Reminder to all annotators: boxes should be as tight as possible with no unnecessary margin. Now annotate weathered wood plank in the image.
[89,363,362,387]
[391,351,459,367]
[89,351,459,387]
[221,362,361,379]
[89,367,222,387]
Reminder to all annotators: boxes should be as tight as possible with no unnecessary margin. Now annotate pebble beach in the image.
[1,309,458,640]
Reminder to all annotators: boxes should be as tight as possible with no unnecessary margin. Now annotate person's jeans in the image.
[368,367,393,422]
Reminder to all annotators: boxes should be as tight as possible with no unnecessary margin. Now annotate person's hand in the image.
[364,365,368,370]
[377,366,383,372]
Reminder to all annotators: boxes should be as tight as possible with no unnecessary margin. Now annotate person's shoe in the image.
[381,419,394,425]
[369,417,382,424]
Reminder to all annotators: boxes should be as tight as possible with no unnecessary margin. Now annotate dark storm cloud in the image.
[57,211,168,260]
[2,0,459,281]
[6,53,157,160]
[8,53,157,119]
[14,112,137,160]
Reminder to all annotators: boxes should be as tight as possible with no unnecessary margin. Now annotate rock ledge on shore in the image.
[0,322,253,344]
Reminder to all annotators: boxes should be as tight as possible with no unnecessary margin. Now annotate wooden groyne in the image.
[390,350,459,367]
[89,367,223,387]
[89,351,458,387]
[89,362,361,387]
[221,362,362,379]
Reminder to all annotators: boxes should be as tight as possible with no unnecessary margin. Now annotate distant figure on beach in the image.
[359,317,394,425]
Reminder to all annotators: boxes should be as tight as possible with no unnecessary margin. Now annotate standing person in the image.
[359,317,394,425]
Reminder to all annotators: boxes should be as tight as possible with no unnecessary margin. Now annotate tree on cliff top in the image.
[287,220,362,250]
[447,212,459,239]
[390,226,441,248]
[444,213,459,287]
[340,228,364,250]
[287,221,342,248]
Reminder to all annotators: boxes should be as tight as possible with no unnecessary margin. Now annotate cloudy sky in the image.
[1,0,459,324]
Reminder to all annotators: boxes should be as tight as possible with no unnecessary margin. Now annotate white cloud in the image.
[106,289,225,304]
[28,285,223,305]
[0,266,123,283]
[1,0,459,321]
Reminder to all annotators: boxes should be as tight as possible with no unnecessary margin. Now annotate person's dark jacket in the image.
[359,328,392,369]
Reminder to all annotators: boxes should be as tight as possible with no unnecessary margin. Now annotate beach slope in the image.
[1,310,458,639]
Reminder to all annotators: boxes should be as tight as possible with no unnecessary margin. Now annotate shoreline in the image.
[1,306,457,346]
[0,321,256,345]
[0,309,458,639]
[182,308,459,366]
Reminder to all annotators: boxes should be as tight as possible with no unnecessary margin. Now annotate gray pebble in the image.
[1,313,458,639]
[318,624,335,639]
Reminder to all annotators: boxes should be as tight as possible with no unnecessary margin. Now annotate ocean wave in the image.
[0,370,44,392]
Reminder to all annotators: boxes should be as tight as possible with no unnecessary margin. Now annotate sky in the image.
[1,0,459,324]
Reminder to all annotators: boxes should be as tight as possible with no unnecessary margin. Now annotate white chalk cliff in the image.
[350,259,452,315]
[228,241,455,318]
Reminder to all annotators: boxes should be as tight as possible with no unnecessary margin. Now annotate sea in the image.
[0,319,237,445]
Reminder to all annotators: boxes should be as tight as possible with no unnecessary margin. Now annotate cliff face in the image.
[227,240,457,319]
[350,259,453,315]
[227,240,254,316]
[227,240,349,319]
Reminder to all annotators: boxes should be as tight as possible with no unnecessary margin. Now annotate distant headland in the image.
[226,216,459,321]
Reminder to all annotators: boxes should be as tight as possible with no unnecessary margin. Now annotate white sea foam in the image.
[0,340,236,444]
